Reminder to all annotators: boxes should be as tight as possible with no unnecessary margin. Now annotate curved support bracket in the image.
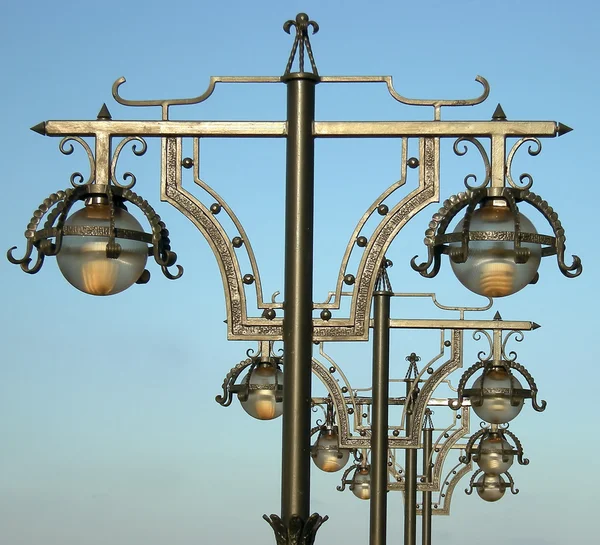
[460,428,486,464]
[503,428,530,466]
[215,358,253,407]
[519,190,582,278]
[336,463,359,492]
[508,360,547,412]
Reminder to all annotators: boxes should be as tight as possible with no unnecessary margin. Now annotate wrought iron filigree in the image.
[453,137,491,190]
[110,136,148,189]
[283,13,319,76]
[410,186,582,281]
[465,469,519,496]
[59,137,95,187]
[506,137,542,190]
[7,183,182,281]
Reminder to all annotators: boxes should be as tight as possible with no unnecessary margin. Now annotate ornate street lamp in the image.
[450,317,546,424]
[216,341,283,421]
[7,12,582,545]
[411,155,582,297]
[461,424,528,502]
[7,133,182,296]
[310,399,350,473]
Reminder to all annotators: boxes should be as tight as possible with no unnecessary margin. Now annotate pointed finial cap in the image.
[532,322,541,330]
[557,122,573,136]
[493,311,502,320]
[492,104,507,121]
[30,121,46,135]
[97,103,112,120]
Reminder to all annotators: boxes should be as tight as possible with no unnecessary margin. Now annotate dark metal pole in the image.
[404,381,417,545]
[370,289,391,545]
[281,72,318,525]
[422,417,433,545]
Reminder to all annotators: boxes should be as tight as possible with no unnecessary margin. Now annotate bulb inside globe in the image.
[470,367,524,425]
[351,467,371,500]
[450,199,541,297]
[476,473,506,502]
[312,427,350,472]
[56,201,148,296]
[475,434,514,474]
[239,364,283,420]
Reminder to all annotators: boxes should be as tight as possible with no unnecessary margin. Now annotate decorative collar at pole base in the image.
[263,513,328,545]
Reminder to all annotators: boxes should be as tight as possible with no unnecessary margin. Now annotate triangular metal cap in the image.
[493,311,502,320]
[97,103,112,120]
[30,121,46,135]
[532,322,541,330]
[492,104,507,121]
[557,122,573,136]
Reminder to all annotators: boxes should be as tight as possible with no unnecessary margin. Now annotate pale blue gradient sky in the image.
[1,1,597,544]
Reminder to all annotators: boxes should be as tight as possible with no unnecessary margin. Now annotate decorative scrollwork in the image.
[120,187,183,280]
[410,191,472,277]
[7,189,73,273]
[502,330,524,362]
[263,513,328,545]
[336,463,359,492]
[59,137,95,187]
[472,329,493,362]
[453,137,491,190]
[215,358,253,406]
[459,429,486,464]
[503,429,530,466]
[283,13,319,76]
[508,360,546,412]
[519,190,582,278]
[110,136,148,189]
[506,138,542,190]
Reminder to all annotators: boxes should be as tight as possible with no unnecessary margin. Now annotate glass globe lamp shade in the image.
[239,364,283,420]
[469,367,524,425]
[351,467,371,500]
[311,427,350,473]
[476,473,506,502]
[476,434,514,475]
[56,202,148,296]
[450,200,541,298]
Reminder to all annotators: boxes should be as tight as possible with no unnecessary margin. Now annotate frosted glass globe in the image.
[470,367,524,425]
[450,200,541,297]
[351,467,371,500]
[476,473,506,502]
[476,434,514,474]
[57,203,148,296]
[239,364,283,420]
[311,427,350,472]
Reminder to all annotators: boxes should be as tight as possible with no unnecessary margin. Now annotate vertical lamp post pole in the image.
[422,410,434,545]
[281,14,319,531]
[404,355,419,545]
[370,263,392,545]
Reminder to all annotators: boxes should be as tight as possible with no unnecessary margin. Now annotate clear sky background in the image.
[1,1,598,544]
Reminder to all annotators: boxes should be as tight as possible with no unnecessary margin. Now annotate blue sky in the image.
[1,1,598,544]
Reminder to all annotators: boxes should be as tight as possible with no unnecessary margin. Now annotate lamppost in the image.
[7,13,581,545]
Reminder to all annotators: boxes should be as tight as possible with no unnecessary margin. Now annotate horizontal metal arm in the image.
[373,318,539,331]
[36,119,563,139]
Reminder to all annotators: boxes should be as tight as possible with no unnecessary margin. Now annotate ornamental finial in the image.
[283,13,319,76]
